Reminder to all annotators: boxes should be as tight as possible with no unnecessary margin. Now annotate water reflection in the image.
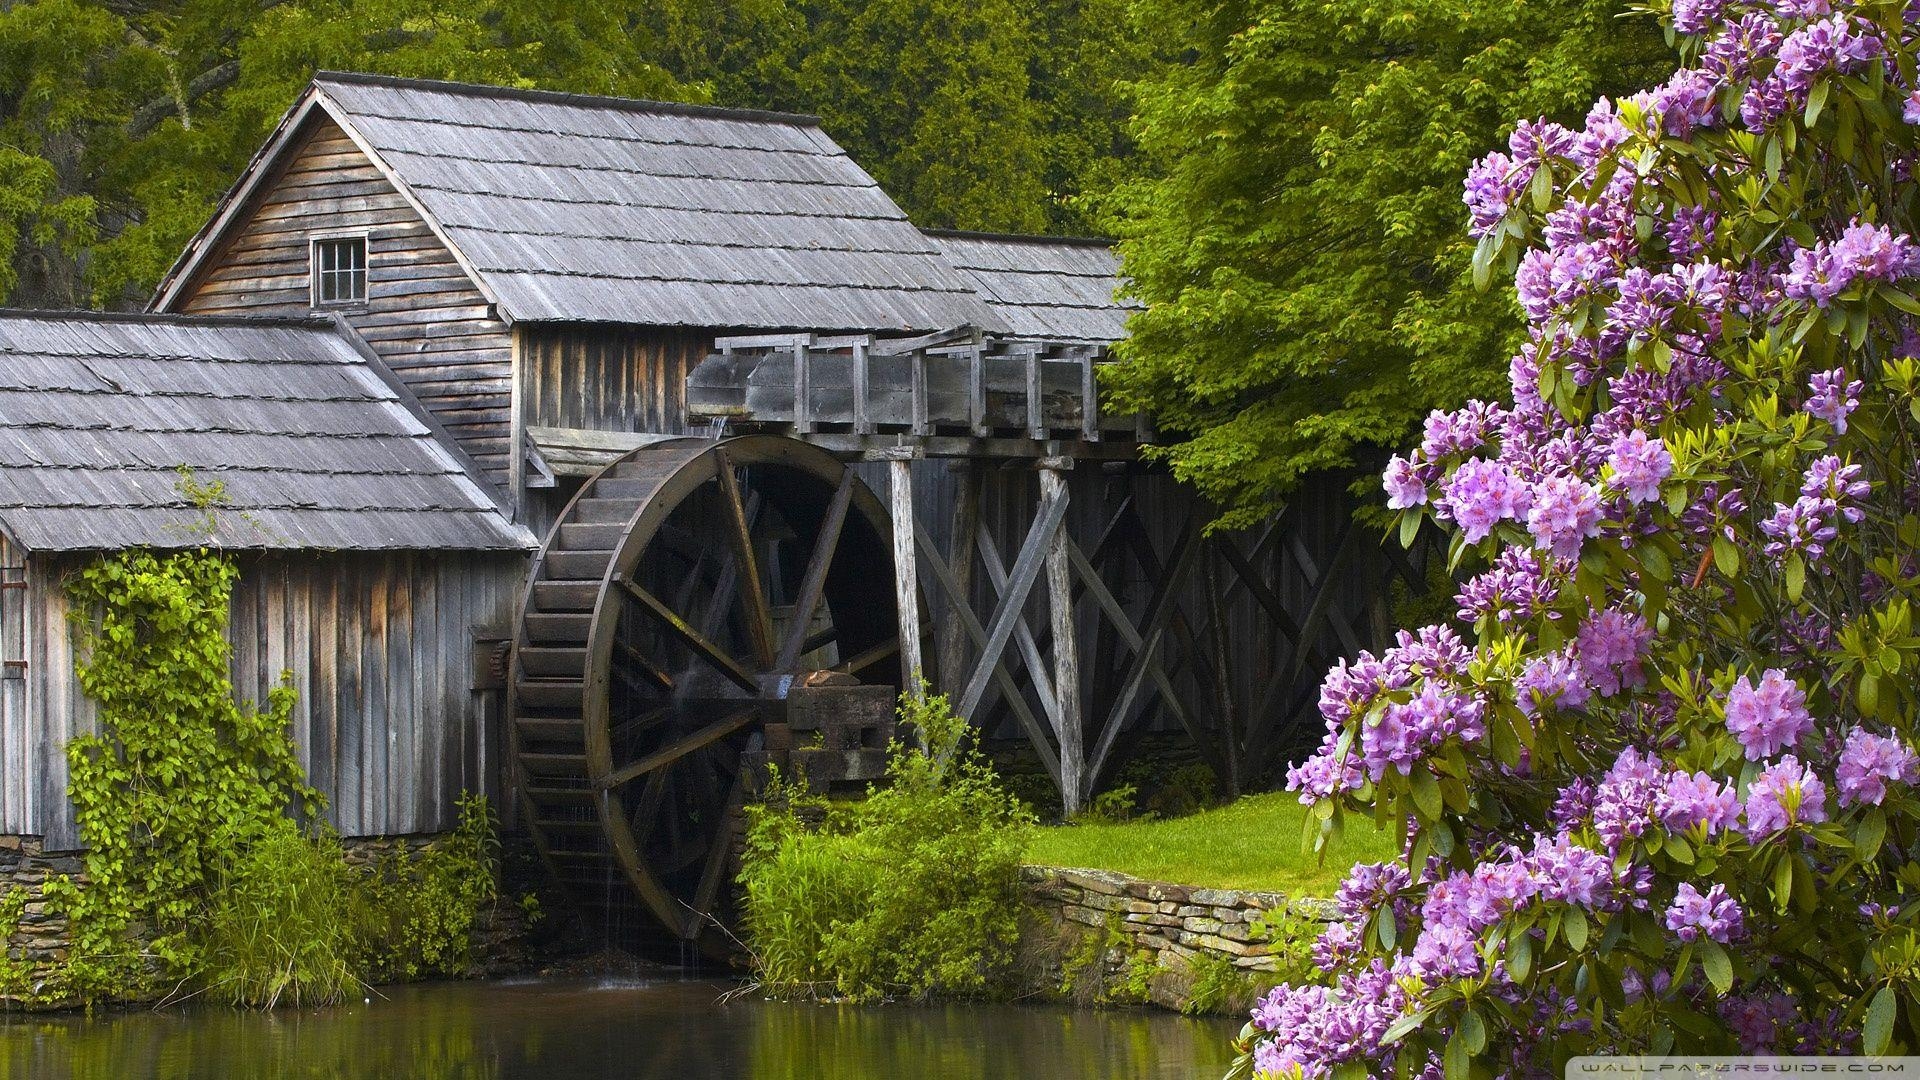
[0,978,1234,1079]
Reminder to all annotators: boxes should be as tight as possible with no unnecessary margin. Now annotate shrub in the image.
[200,818,360,1009]
[1238,0,1920,1071]
[740,690,1034,1002]
[354,795,500,982]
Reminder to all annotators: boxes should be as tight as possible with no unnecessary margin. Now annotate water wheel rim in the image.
[571,435,896,941]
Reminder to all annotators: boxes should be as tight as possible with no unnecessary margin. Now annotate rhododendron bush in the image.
[1235,0,1920,1074]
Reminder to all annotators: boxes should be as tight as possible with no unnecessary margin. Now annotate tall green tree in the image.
[1103,0,1670,529]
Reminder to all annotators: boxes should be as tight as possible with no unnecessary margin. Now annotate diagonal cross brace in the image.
[955,488,1070,726]
[914,521,1063,784]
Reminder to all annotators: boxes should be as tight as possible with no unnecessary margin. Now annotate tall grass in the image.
[199,819,362,1008]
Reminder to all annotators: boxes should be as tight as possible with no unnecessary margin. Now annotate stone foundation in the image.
[0,831,536,1008]
[1020,865,1335,1013]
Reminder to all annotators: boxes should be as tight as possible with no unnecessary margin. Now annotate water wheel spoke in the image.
[629,770,671,846]
[686,778,747,934]
[610,705,669,744]
[619,578,760,693]
[597,707,759,790]
[834,636,899,676]
[615,639,675,692]
[715,450,777,669]
[776,470,857,672]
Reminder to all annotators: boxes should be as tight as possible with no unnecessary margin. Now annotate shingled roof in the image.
[159,73,1002,333]
[926,231,1137,344]
[0,312,532,552]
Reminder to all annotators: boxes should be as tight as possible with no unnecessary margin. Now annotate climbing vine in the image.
[47,547,320,1002]
[41,543,501,1007]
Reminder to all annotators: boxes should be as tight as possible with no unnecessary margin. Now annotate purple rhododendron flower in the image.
[1607,430,1673,504]
[1441,459,1532,543]
[1527,475,1605,557]
[1383,455,1429,509]
[1805,367,1862,432]
[1575,608,1652,696]
[1665,882,1744,943]
[1657,771,1742,835]
[1835,728,1919,806]
[1723,669,1814,760]
[1744,755,1828,836]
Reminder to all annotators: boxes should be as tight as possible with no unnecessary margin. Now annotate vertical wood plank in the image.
[1041,464,1083,813]
[852,339,872,435]
[889,458,924,697]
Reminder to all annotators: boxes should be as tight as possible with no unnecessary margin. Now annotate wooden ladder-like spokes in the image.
[509,436,899,951]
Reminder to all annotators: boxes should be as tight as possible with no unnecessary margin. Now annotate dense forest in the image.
[0,0,1666,516]
[0,0,1152,309]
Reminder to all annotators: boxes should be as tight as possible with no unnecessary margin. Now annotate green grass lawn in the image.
[1023,791,1397,896]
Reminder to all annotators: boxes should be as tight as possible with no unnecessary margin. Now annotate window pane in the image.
[313,238,367,305]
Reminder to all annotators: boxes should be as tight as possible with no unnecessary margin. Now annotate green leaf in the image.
[1864,986,1896,1055]
[1564,907,1589,952]
[1400,510,1422,550]
[1460,1007,1487,1055]
[1804,79,1830,127]
[1410,767,1443,821]
[1445,1022,1472,1080]
[1856,807,1887,863]
[1713,536,1740,577]
[1699,939,1733,995]
[1786,554,1806,602]
[1507,930,1533,984]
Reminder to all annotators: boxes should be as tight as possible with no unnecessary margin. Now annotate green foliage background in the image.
[1102,0,1672,527]
[0,0,1152,308]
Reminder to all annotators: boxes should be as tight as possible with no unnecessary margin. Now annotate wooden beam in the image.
[1080,354,1099,442]
[777,471,856,673]
[596,708,759,790]
[1024,347,1044,440]
[913,521,1062,784]
[715,449,777,670]
[974,525,1059,725]
[1067,537,1199,784]
[792,340,813,435]
[955,486,1069,722]
[1041,464,1084,812]
[618,578,760,694]
[968,344,988,437]
[937,462,980,696]
[852,339,873,435]
[889,458,924,695]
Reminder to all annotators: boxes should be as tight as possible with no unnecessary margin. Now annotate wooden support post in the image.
[1080,352,1099,442]
[852,339,873,435]
[968,344,987,436]
[792,340,813,434]
[1040,459,1083,813]
[911,350,930,436]
[1024,347,1044,440]
[887,452,924,697]
[938,461,980,700]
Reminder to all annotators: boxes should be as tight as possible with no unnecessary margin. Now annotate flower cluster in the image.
[1242,0,1920,1070]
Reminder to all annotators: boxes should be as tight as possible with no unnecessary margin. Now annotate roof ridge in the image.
[0,308,335,331]
[314,71,824,128]
[923,228,1117,248]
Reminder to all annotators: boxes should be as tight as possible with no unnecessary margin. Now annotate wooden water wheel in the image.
[509,435,900,948]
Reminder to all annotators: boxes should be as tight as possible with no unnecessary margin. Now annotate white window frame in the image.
[309,231,370,308]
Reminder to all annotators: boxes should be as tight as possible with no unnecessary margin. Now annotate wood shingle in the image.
[0,311,532,552]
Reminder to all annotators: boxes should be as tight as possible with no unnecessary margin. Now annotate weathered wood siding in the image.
[173,117,514,490]
[520,325,713,437]
[0,548,523,847]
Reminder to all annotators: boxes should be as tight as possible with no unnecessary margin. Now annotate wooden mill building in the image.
[0,73,1410,947]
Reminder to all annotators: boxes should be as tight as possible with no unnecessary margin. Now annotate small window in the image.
[311,235,367,306]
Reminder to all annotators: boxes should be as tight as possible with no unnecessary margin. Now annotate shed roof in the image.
[925,231,1137,344]
[160,73,1001,333]
[0,311,533,553]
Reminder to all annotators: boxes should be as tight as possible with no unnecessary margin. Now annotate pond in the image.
[0,978,1239,1079]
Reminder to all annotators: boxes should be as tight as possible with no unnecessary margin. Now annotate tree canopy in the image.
[1102,0,1671,528]
[0,0,1148,308]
